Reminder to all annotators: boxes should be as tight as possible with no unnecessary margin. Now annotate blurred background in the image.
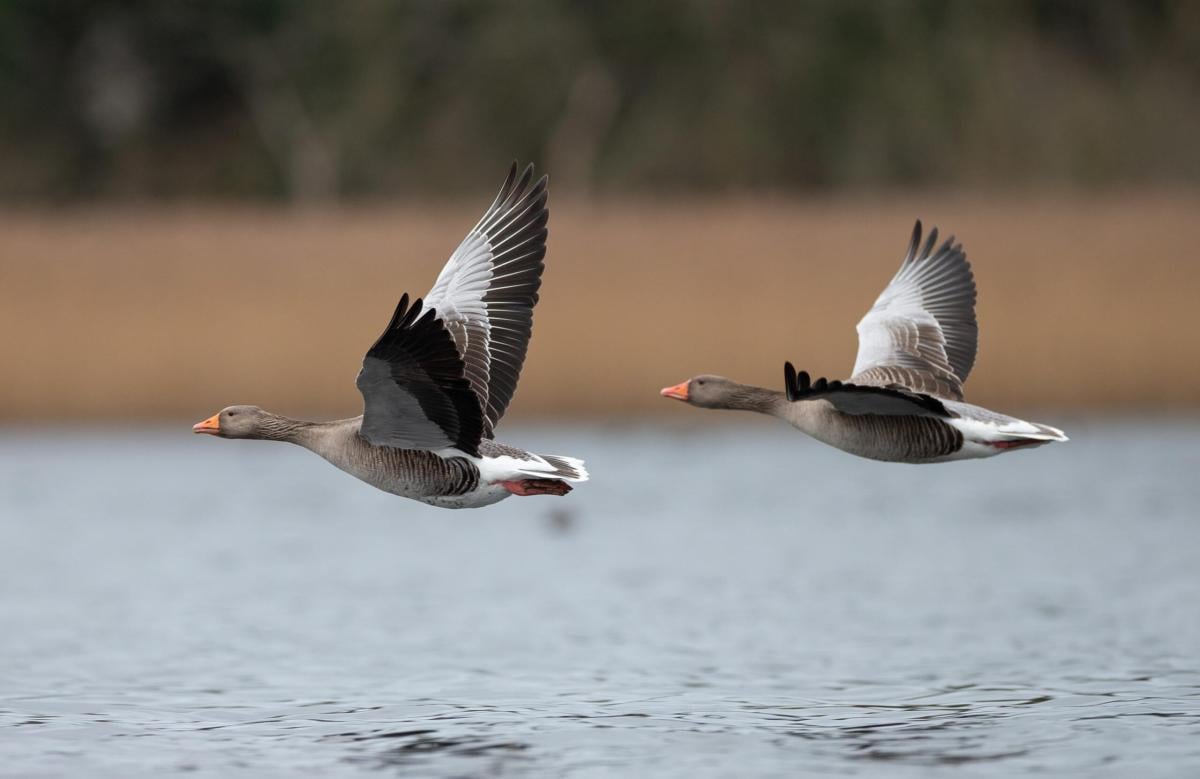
[1,0,1198,421]
[0,1,1195,424]
[4,5,1200,777]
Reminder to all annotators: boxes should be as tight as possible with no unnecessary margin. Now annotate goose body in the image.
[661,221,1066,464]
[777,397,1064,463]
[195,164,587,508]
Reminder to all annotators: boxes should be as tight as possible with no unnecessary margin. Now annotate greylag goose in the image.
[661,221,1067,463]
[194,163,587,508]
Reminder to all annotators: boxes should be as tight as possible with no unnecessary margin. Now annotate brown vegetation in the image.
[1,193,1197,423]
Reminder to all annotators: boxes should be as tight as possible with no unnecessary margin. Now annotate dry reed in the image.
[2,193,1197,423]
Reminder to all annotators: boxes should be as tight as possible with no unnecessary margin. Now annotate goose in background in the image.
[661,221,1067,463]
[194,163,587,508]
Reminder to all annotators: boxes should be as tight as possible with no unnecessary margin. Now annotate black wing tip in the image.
[908,219,940,257]
[785,364,820,402]
[400,296,428,329]
[784,366,825,403]
[497,162,519,200]
[512,160,548,187]
[493,161,533,206]
[374,291,414,344]
[904,219,926,264]
[393,290,411,319]
[512,162,549,194]
[523,168,549,204]
[921,226,939,259]
[516,163,534,189]
[487,161,548,223]
[907,218,974,266]
[369,293,448,355]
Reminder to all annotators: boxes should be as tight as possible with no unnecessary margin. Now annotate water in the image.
[1,420,1198,777]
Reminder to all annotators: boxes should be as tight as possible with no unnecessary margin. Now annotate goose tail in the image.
[473,449,589,484]
[1024,421,1069,442]
[519,453,589,483]
[947,413,1068,451]
[988,419,1069,443]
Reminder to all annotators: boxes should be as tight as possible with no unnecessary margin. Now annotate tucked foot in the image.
[498,479,573,497]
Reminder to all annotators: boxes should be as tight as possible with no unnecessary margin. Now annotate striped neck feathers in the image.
[243,412,315,444]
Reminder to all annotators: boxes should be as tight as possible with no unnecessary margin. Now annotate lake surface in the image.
[1,420,1198,777]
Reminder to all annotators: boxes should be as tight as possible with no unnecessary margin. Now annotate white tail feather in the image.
[473,452,589,483]
[950,417,1069,444]
[1000,420,1068,441]
[517,454,589,482]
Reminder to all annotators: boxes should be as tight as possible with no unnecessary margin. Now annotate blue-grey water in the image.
[1,420,1198,778]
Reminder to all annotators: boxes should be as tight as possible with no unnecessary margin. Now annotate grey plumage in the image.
[777,398,965,463]
[207,414,482,501]
[202,409,585,507]
[196,163,585,508]
[663,219,1065,463]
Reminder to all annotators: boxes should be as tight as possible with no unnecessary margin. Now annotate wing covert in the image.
[355,294,485,456]
[784,362,952,418]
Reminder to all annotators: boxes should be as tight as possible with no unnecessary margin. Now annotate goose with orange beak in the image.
[193,163,587,508]
[660,221,1066,463]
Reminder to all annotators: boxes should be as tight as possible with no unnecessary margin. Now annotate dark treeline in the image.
[0,0,1196,202]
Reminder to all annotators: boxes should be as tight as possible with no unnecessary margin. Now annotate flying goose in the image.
[661,221,1066,463]
[194,163,587,508]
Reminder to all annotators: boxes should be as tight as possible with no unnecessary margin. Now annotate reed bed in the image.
[2,192,1197,422]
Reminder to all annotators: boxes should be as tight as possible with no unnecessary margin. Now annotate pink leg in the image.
[498,479,573,497]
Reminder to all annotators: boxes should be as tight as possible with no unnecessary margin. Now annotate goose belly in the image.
[806,411,967,464]
[418,482,512,509]
[317,441,503,508]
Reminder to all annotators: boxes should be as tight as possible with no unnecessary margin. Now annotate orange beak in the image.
[660,381,689,401]
[192,413,221,435]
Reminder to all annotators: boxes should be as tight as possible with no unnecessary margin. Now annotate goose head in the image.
[660,375,742,409]
[193,405,270,439]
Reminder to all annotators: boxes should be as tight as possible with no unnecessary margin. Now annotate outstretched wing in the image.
[423,163,549,436]
[851,220,977,400]
[355,294,485,456]
[784,362,952,418]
